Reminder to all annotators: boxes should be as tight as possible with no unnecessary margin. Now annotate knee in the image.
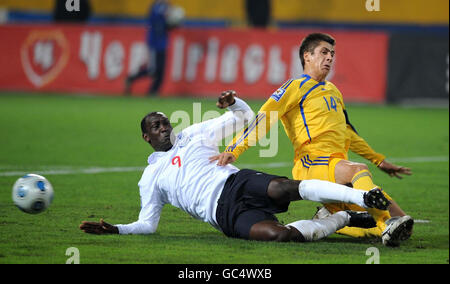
[268,179,288,202]
[269,226,303,242]
[249,221,304,242]
[267,178,297,204]
[273,226,304,242]
[350,163,369,175]
[335,161,371,185]
[266,228,289,242]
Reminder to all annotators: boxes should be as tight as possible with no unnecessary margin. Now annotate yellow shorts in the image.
[292,154,340,182]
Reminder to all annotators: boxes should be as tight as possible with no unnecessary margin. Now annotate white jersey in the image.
[116,98,254,234]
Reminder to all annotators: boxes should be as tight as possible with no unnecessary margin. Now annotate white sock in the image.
[287,211,350,242]
[299,179,368,208]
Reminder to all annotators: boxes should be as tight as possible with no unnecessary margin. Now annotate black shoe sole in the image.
[364,188,390,210]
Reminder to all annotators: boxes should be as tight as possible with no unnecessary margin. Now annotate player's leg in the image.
[248,220,305,242]
[287,210,379,242]
[267,178,389,210]
[124,68,150,93]
[334,159,409,219]
[332,159,413,242]
[220,169,383,242]
[227,170,340,242]
[328,158,388,237]
[215,169,291,240]
[316,205,387,238]
[249,211,377,242]
[148,50,166,95]
[125,47,154,93]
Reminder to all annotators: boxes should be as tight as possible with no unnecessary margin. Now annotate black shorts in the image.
[215,169,289,240]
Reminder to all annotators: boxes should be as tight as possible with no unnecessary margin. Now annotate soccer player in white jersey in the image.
[80,91,390,242]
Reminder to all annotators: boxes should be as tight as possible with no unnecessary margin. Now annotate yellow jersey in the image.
[225,74,385,166]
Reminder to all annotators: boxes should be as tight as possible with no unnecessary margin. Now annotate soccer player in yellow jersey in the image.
[210,33,413,246]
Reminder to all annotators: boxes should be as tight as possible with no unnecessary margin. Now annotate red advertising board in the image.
[0,25,388,102]
[0,24,150,96]
[162,28,388,103]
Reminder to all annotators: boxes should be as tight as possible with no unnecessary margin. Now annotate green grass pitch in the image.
[0,93,448,264]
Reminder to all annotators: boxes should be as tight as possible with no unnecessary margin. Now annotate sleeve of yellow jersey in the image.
[340,95,386,166]
[224,79,299,160]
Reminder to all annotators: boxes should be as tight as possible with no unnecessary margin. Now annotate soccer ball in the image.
[12,174,54,214]
[167,5,185,26]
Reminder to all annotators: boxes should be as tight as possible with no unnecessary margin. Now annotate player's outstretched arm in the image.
[378,160,412,179]
[209,90,244,166]
[191,89,253,143]
[79,218,119,235]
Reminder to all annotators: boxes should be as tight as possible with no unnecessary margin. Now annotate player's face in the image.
[144,114,174,151]
[304,41,335,80]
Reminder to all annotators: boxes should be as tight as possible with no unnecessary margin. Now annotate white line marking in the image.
[238,155,449,169]
[238,162,293,169]
[0,156,447,177]
[389,156,449,163]
[0,167,145,177]
[414,219,431,224]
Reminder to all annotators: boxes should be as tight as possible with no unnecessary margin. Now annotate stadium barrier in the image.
[3,0,448,27]
[0,24,390,103]
[386,33,449,103]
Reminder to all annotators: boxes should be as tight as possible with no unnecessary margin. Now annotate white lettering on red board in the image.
[169,35,309,86]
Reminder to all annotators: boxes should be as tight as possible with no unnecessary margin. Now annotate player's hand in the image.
[378,160,412,179]
[209,152,236,166]
[216,90,236,109]
[79,218,119,235]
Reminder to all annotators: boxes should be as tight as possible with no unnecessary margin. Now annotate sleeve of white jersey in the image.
[183,97,254,144]
[115,175,164,235]
[115,202,163,235]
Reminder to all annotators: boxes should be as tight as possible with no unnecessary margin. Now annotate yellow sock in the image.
[352,169,376,191]
[336,225,384,238]
[351,169,394,202]
[352,169,391,224]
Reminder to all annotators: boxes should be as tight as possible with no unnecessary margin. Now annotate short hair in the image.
[140,112,167,134]
[141,112,156,134]
[299,33,336,69]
